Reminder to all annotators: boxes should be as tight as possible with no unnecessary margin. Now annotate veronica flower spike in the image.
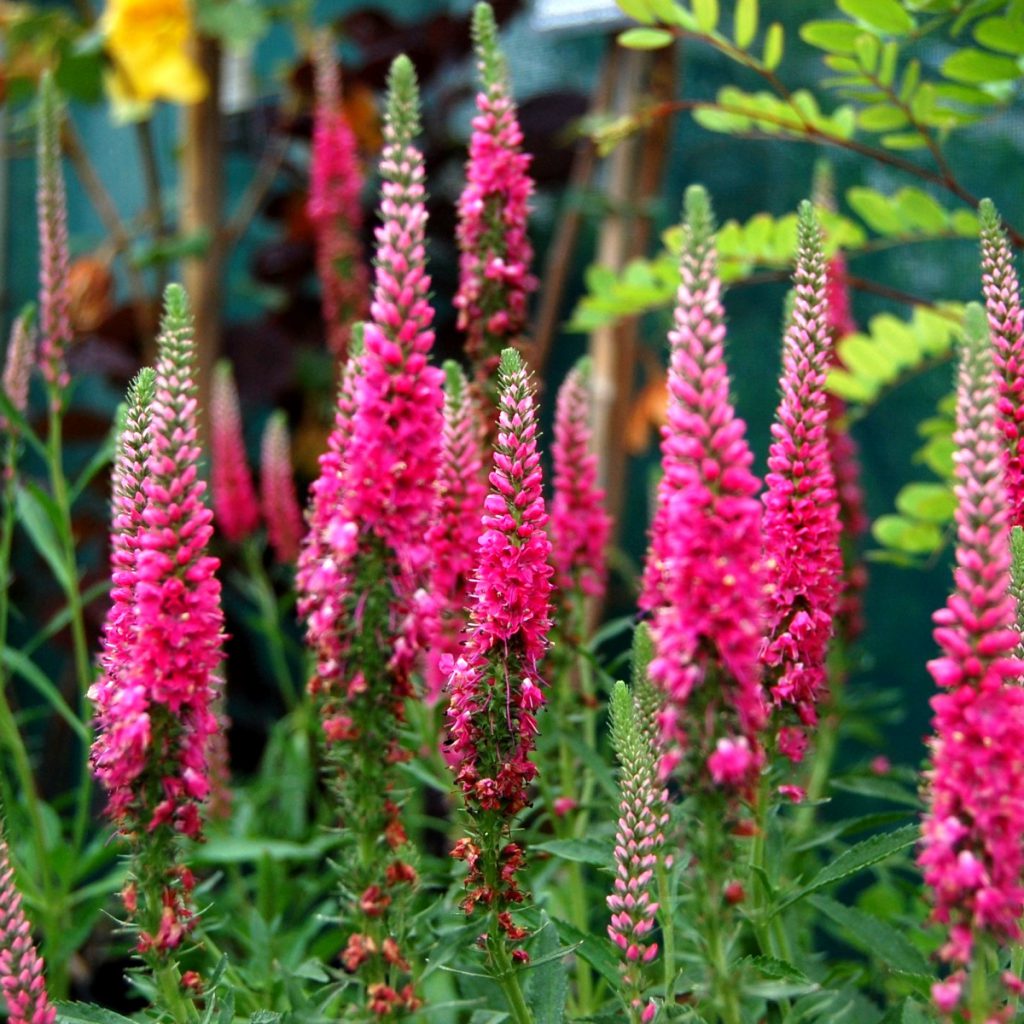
[761,201,843,761]
[309,34,369,358]
[210,360,260,544]
[90,285,224,960]
[260,411,304,565]
[639,184,766,790]
[36,74,72,411]
[918,305,1024,1018]
[0,832,55,1024]
[446,347,553,971]
[979,198,1024,529]
[455,2,536,404]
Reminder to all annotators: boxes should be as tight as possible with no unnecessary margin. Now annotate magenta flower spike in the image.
[1,308,36,434]
[550,357,611,606]
[90,285,224,955]
[918,306,1024,1011]
[639,185,766,788]
[607,681,668,1019]
[210,360,260,544]
[761,202,843,749]
[455,2,537,400]
[423,361,486,703]
[446,347,553,954]
[260,411,304,565]
[814,160,868,644]
[36,75,72,410]
[309,35,369,358]
[0,835,55,1024]
[295,334,363,634]
[92,368,155,742]
[979,199,1024,529]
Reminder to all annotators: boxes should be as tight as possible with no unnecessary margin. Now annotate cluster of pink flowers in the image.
[760,202,842,751]
[210,360,260,544]
[919,309,1024,1010]
[980,198,1024,529]
[607,681,668,1020]
[446,347,552,945]
[423,363,486,702]
[2,310,35,435]
[309,37,369,358]
[640,185,766,788]
[36,74,72,407]
[550,358,611,606]
[260,412,304,564]
[90,286,224,953]
[454,2,536,394]
[0,836,54,1024]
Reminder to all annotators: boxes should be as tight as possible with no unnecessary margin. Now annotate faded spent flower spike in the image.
[1,306,36,434]
[260,411,304,565]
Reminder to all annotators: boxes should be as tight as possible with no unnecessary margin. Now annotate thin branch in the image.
[223,133,288,248]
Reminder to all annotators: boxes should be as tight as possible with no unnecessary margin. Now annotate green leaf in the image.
[854,31,880,72]
[56,1004,136,1024]
[809,895,931,975]
[70,427,116,504]
[838,0,915,33]
[618,26,674,48]
[764,22,784,69]
[827,368,877,402]
[549,919,621,989]
[858,104,908,130]
[195,0,269,47]
[15,483,72,592]
[974,16,1024,53]
[846,186,906,234]
[526,919,569,1024]
[801,20,864,54]
[941,47,1021,83]
[734,0,758,48]
[533,837,614,867]
[838,335,899,385]
[1,647,89,741]
[693,0,718,32]
[615,0,656,23]
[776,825,919,912]
[881,132,930,149]
[895,482,956,523]
[873,514,943,554]
[897,189,949,231]
[192,836,337,865]
[880,1000,934,1024]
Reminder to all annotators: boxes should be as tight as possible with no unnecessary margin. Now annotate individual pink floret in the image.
[919,307,1024,1009]
[761,202,842,743]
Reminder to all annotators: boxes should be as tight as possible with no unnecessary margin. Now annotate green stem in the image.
[701,813,741,1024]
[488,927,535,1024]
[968,946,992,1024]
[656,858,676,1005]
[792,710,837,844]
[1010,944,1024,1017]
[242,541,298,709]
[154,961,197,1024]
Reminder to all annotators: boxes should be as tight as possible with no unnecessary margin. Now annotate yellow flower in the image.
[102,0,207,110]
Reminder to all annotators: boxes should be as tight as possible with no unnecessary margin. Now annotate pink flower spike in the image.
[446,347,553,943]
[979,199,1024,528]
[211,360,260,544]
[550,357,611,605]
[0,835,55,1024]
[607,681,668,1001]
[919,304,1024,992]
[455,3,537,399]
[639,184,766,787]
[423,362,486,703]
[1,308,36,434]
[761,201,843,739]
[260,411,304,565]
[36,75,72,409]
[309,34,369,358]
